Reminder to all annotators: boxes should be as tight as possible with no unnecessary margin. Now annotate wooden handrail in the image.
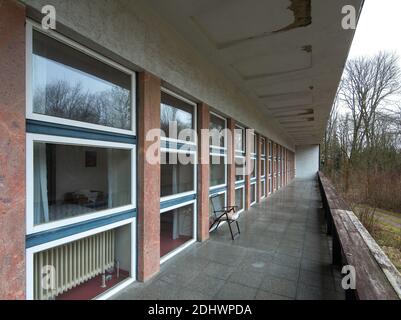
[318,172,401,300]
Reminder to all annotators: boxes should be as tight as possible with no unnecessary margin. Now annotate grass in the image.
[354,206,401,272]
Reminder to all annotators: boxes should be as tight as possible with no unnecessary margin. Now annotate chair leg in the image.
[227,222,235,240]
[236,221,240,234]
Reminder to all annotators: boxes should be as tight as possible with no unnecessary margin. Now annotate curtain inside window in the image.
[34,143,49,224]
[107,149,131,208]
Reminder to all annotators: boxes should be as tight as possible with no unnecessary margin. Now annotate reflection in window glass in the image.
[235,126,244,151]
[261,180,266,197]
[261,159,266,177]
[161,92,194,141]
[251,158,257,179]
[235,157,245,182]
[261,138,266,155]
[32,31,132,130]
[269,159,272,176]
[235,187,244,212]
[209,114,226,147]
[210,155,226,187]
[161,152,194,197]
[33,142,131,225]
[160,204,194,257]
[250,183,256,204]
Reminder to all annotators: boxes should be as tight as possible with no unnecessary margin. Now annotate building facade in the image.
[0,0,361,300]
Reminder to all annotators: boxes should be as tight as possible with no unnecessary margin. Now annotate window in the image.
[235,156,246,182]
[209,113,226,148]
[210,155,226,187]
[261,180,266,198]
[261,138,266,156]
[250,158,257,180]
[235,125,245,152]
[250,183,257,206]
[33,142,131,225]
[160,90,197,262]
[160,203,194,257]
[261,159,266,177]
[161,90,195,142]
[235,187,245,214]
[161,151,195,197]
[26,22,136,301]
[30,30,133,132]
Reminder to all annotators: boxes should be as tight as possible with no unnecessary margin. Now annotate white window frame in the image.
[250,132,257,156]
[160,87,197,146]
[261,137,266,157]
[261,179,266,199]
[160,199,197,264]
[234,185,245,215]
[209,111,227,151]
[26,218,136,300]
[261,158,266,179]
[160,147,197,202]
[250,155,257,180]
[159,90,198,263]
[26,133,136,235]
[268,177,272,195]
[235,154,246,184]
[250,182,257,207]
[26,20,136,136]
[209,152,227,191]
[234,125,246,154]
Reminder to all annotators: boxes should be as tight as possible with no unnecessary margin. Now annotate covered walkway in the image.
[114,178,344,300]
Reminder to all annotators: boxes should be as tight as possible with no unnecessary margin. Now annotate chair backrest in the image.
[210,194,222,219]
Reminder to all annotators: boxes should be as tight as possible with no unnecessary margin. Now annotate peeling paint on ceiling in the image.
[273,0,312,33]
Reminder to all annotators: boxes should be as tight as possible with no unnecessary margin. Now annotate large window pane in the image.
[261,180,266,197]
[33,142,131,225]
[251,158,257,179]
[210,155,225,187]
[235,157,245,182]
[250,183,256,204]
[32,31,132,130]
[261,159,266,177]
[161,152,194,197]
[261,139,266,155]
[235,188,244,212]
[209,114,225,148]
[161,92,194,141]
[235,126,244,151]
[160,204,194,257]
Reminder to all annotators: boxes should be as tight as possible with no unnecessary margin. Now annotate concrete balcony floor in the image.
[114,178,345,300]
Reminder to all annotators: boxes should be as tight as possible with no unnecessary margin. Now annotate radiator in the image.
[34,229,115,300]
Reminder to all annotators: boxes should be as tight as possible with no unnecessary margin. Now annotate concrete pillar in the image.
[137,72,161,281]
[227,118,236,207]
[197,103,210,242]
[0,0,26,300]
[256,134,262,202]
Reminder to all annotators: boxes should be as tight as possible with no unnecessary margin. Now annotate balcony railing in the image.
[318,172,401,300]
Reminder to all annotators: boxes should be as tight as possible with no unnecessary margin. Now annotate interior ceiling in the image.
[146,0,363,145]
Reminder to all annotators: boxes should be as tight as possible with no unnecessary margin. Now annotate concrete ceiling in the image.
[146,0,364,145]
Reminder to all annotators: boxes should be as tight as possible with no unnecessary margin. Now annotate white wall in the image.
[295,145,319,179]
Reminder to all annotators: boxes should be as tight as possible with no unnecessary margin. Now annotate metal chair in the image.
[209,194,241,240]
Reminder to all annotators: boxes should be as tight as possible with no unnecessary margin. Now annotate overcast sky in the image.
[348,0,401,62]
